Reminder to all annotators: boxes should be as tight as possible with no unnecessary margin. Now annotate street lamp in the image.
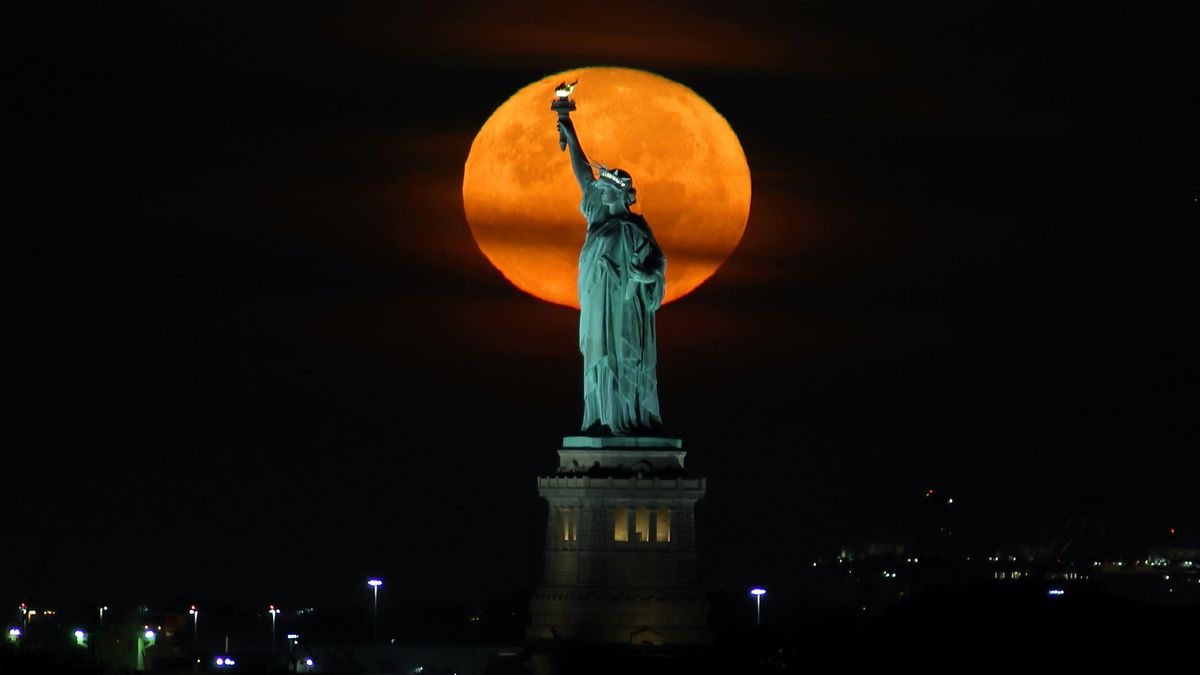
[137,628,156,671]
[749,587,767,626]
[188,605,198,643]
[267,605,281,653]
[99,606,108,625]
[367,579,383,643]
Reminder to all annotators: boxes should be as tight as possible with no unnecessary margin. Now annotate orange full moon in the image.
[463,67,751,308]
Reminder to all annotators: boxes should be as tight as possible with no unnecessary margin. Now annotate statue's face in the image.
[597,182,626,208]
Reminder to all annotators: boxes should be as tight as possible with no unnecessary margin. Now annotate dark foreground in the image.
[3,581,1196,674]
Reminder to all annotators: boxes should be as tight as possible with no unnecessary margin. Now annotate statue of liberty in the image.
[554,85,666,436]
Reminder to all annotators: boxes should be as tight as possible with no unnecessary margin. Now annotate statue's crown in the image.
[599,168,631,189]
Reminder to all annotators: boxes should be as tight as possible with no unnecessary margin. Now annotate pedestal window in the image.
[560,507,578,542]
[656,508,671,542]
[634,507,651,542]
[614,507,629,541]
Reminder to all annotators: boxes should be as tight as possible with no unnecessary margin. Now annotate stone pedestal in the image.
[528,436,711,645]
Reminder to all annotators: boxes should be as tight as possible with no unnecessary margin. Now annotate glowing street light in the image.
[99,606,108,624]
[6,628,20,645]
[268,605,281,653]
[137,628,156,671]
[749,587,767,626]
[74,629,87,647]
[368,579,383,643]
[188,605,199,643]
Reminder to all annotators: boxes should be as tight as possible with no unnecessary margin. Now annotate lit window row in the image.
[613,506,670,543]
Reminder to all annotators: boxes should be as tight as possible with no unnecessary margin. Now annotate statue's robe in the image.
[578,179,666,434]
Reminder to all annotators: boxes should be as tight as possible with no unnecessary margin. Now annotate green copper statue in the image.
[553,82,666,435]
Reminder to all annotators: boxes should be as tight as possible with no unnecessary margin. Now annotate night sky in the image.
[11,2,1195,614]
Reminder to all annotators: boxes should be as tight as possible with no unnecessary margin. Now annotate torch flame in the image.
[554,80,579,98]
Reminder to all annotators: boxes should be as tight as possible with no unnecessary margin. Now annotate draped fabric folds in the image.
[578,179,666,434]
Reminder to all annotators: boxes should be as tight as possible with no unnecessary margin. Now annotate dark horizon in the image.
[10,1,1195,614]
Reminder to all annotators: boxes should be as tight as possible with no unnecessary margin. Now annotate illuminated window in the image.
[656,508,671,542]
[635,507,650,542]
[560,508,578,542]
[614,507,629,542]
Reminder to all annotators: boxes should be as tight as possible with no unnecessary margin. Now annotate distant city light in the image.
[216,656,236,667]
[1047,589,1065,597]
[74,630,85,638]
[8,628,20,637]
[287,633,300,640]
[144,629,156,640]
[306,658,314,666]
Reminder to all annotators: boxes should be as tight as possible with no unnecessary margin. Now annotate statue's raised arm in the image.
[558,118,593,195]
[551,80,592,196]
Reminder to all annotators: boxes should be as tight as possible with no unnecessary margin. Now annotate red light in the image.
[1170,528,1176,536]
[926,489,935,496]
